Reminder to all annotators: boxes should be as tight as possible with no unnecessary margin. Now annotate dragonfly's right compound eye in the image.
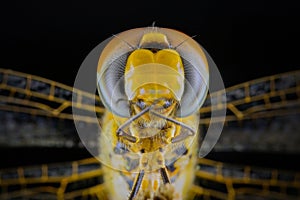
[97,27,210,118]
[97,52,132,117]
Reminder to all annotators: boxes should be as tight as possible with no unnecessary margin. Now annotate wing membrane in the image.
[190,158,300,200]
[200,70,300,124]
[0,68,300,199]
[1,157,299,200]
[1,68,299,124]
[0,68,104,123]
[0,158,107,200]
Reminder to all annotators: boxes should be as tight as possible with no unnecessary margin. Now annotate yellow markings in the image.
[243,166,251,182]
[153,179,159,191]
[194,158,300,199]
[0,150,299,199]
[71,162,79,178]
[244,82,251,103]
[141,179,149,191]
[17,167,25,184]
[139,32,170,47]
[49,83,55,100]
[0,158,105,199]
[0,68,300,199]
[41,164,48,181]
[270,76,276,95]
[52,101,72,116]
[271,169,278,184]
[0,68,299,124]
[227,103,244,120]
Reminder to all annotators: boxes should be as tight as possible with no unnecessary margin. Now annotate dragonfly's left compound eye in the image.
[97,52,132,117]
[96,27,209,118]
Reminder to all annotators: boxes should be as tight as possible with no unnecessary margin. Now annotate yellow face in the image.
[130,84,178,121]
[124,32,185,124]
[96,28,209,153]
[97,27,209,119]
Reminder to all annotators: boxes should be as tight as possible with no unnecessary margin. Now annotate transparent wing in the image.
[191,158,300,200]
[0,68,300,199]
[194,70,300,199]
[0,158,107,200]
[200,70,300,124]
[0,68,108,199]
[0,68,105,149]
[0,68,105,123]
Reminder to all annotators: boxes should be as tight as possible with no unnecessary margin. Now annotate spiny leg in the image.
[159,167,171,184]
[157,148,171,184]
[128,167,171,199]
[128,170,145,200]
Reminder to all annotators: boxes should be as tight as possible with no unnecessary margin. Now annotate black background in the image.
[0,0,299,88]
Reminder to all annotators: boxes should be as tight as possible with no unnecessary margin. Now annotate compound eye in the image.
[136,99,146,110]
[163,99,172,109]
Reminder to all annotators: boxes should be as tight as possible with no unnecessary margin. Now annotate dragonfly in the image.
[0,28,300,200]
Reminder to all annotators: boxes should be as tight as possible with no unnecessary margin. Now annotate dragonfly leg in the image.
[150,110,195,143]
[128,170,145,200]
[159,167,171,184]
[117,129,138,143]
[171,130,194,143]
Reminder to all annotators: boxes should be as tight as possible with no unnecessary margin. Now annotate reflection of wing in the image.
[0,68,300,199]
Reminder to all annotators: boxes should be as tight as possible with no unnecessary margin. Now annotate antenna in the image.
[152,21,156,27]
[150,21,158,32]
[174,35,197,49]
[112,34,136,50]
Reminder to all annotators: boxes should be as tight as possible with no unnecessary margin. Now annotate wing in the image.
[191,158,300,200]
[0,158,107,199]
[0,68,300,200]
[193,70,300,199]
[1,68,299,150]
[0,68,105,123]
[0,68,108,199]
[200,69,300,124]
[1,68,299,128]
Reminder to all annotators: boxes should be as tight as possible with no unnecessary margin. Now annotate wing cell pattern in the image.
[0,68,299,199]
[191,158,300,200]
[0,69,299,125]
[0,158,106,200]
[200,70,300,124]
[0,158,299,199]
